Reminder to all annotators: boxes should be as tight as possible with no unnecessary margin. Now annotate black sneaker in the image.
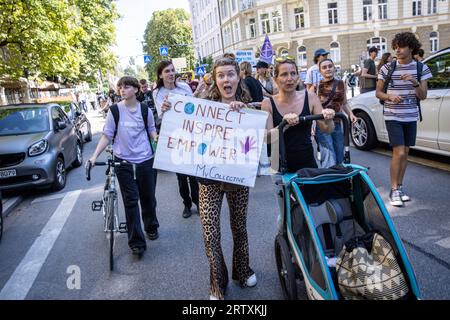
[131,247,145,257]
[147,230,159,240]
[182,206,192,218]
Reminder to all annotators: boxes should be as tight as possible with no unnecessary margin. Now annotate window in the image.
[261,13,271,34]
[430,31,439,52]
[297,46,307,67]
[428,0,437,14]
[231,0,237,12]
[294,7,305,29]
[330,42,341,63]
[378,0,387,19]
[413,0,422,16]
[367,37,387,59]
[234,22,240,42]
[425,51,450,89]
[328,2,338,25]
[249,18,256,38]
[272,10,283,33]
[363,0,373,22]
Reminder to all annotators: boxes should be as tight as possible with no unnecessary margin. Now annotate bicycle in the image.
[86,146,127,271]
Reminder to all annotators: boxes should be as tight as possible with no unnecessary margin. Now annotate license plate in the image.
[0,169,17,179]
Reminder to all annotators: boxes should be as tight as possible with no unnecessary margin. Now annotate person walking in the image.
[161,57,257,300]
[261,58,335,173]
[315,59,357,168]
[86,76,159,257]
[239,61,263,103]
[305,48,330,92]
[360,46,379,93]
[376,32,432,206]
[256,61,277,97]
[153,60,199,218]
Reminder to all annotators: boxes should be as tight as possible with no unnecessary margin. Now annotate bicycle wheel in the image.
[106,195,115,271]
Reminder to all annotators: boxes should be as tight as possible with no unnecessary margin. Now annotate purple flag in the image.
[260,34,273,64]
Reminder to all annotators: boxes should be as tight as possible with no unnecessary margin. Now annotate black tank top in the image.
[270,90,318,172]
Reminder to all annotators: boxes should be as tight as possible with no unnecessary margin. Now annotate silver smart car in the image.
[0,104,83,191]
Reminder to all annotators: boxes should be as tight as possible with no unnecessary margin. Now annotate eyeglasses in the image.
[275,56,295,63]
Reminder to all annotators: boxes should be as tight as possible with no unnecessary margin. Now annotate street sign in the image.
[144,55,152,63]
[195,66,206,76]
[159,46,169,56]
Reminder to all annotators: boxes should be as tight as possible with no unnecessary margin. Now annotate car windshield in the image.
[0,107,49,136]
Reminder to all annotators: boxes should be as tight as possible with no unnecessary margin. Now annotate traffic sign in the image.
[144,55,152,63]
[159,46,169,56]
[195,66,206,76]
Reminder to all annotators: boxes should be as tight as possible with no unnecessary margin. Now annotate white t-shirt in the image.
[152,82,193,117]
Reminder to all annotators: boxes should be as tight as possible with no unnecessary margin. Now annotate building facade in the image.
[189,0,450,71]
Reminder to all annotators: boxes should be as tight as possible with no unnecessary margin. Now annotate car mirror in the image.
[56,121,67,130]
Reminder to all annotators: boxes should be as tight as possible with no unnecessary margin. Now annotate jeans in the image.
[116,157,158,249]
[315,123,344,168]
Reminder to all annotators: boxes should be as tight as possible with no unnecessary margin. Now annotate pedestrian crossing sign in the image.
[195,66,206,76]
[159,46,169,56]
[144,55,152,63]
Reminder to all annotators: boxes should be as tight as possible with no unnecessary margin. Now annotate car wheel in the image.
[351,112,378,150]
[53,157,66,191]
[72,142,83,168]
[85,128,92,142]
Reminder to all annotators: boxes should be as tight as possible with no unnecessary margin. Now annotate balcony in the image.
[240,0,255,12]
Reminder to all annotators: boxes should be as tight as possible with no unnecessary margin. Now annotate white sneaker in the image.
[246,273,257,287]
[209,295,220,300]
[397,185,411,202]
[389,189,403,207]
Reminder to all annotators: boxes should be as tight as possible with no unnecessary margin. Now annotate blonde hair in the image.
[239,61,253,77]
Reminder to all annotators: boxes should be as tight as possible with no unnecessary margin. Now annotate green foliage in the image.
[143,8,194,80]
[0,0,118,84]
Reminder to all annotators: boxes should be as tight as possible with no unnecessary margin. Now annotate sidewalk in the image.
[1,195,23,217]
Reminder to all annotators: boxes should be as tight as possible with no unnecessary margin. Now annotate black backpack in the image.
[109,103,155,153]
[380,60,424,121]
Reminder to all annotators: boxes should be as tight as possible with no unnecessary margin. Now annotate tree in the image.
[0,0,118,84]
[143,9,194,80]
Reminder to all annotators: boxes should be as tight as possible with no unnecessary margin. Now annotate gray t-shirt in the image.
[362,58,377,89]
[103,101,157,164]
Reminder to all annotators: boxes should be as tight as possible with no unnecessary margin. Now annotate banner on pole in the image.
[153,94,269,187]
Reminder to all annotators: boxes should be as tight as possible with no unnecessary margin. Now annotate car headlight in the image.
[28,139,48,157]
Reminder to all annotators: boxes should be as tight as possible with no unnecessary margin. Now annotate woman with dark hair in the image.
[154,60,199,219]
[377,52,393,73]
[239,61,263,103]
[261,59,335,173]
[161,57,256,300]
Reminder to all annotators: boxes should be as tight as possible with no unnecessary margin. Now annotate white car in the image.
[349,47,450,157]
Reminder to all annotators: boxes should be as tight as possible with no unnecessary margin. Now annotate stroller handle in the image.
[278,112,350,173]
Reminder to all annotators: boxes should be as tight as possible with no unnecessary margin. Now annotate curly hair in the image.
[207,57,252,103]
[391,32,422,56]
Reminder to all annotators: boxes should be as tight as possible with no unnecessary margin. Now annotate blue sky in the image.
[114,0,190,67]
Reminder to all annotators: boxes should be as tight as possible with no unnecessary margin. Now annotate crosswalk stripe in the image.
[0,190,81,300]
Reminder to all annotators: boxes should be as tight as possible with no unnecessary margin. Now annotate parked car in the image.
[62,102,92,143]
[349,47,450,157]
[0,190,3,241]
[0,103,83,191]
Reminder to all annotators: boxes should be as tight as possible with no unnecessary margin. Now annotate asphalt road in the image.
[1,110,449,300]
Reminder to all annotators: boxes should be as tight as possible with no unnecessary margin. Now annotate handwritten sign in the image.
[153,94,269,187]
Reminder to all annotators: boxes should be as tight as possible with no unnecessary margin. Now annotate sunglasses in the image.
[275,56,295,63]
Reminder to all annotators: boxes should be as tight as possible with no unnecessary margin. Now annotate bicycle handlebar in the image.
[85,160,108,181]
[278,112,351,173]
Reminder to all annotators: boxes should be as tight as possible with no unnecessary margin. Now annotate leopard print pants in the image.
[199,183,254,299]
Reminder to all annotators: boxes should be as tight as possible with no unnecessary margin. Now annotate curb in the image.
[2,196,24,217]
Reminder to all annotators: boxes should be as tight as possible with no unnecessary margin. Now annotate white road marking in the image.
[436,237,450,249]
[0,190,82,300]
[31,192,67,204]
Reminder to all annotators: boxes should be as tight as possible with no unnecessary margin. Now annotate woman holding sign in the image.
[154,60,199,219]
[161,57,256,300]
[261,59,335,173]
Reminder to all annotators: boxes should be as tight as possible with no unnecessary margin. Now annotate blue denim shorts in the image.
[385,120,417,147]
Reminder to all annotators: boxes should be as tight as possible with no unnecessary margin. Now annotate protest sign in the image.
[153,94,268,187]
